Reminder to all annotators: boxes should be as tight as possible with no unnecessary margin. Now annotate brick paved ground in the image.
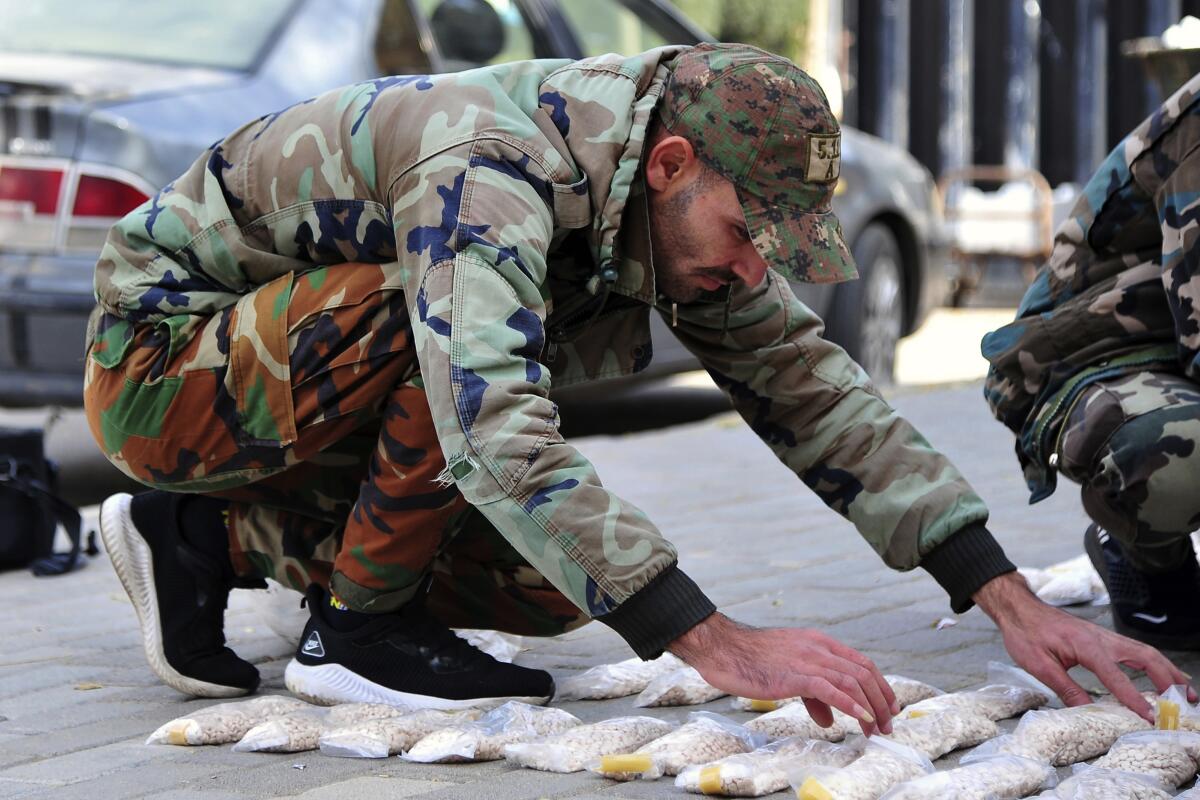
[2,380,1197,798]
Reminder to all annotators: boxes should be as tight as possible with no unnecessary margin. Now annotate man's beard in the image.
[650,190,711,303]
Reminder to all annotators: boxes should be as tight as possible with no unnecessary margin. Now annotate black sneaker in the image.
[100,492,260,697]
[284,583,554,709]
[1084,522,1200,650]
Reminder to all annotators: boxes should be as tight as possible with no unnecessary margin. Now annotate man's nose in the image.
[731,253,768,287]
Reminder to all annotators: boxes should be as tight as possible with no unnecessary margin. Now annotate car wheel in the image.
[824,222,905,385]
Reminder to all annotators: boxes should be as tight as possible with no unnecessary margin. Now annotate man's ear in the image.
[644,135,699,192]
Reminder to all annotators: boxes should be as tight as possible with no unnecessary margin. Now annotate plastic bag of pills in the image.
[1043,766,1172,799]
[789,737,934,800]
[587,712,767,780]
[744,700,858,741]
[503,716,674,773]
[870,707,998,760]
[402,702,579,763]
[146,695,313,746]
[1155,684,1200,731]
[232,708,330,753]
[880,754,1056,800]
[1091,730,1200,789]
[556,653,683,701]
[675,738,859,796]
[635,665,727,708]
[730,675,941,714]
[966,703,1151,766]
[319,708,480,758]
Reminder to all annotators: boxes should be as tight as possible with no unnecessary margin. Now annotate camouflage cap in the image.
[660,43,857,284]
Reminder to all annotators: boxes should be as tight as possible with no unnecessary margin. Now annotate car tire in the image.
[824,222,905,385]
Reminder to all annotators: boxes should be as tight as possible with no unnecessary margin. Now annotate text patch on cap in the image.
[805,133,841,183]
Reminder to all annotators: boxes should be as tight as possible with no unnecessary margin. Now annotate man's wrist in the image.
[668,610,727,666]
[972,571,1042,625]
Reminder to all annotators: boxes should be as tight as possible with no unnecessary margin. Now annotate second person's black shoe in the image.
[100,491,260,697]
[1084,522,1200,651]
[284,583,554,709]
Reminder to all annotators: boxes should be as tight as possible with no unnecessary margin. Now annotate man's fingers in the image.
[1026,656,1093,708]
[820,670,884,735]
[841,662,894,735]
[1116,643,1197,700]
[830,640,899,717]
[799,676,878,734]
[1088,658,1153,722]
[802,696,834,728]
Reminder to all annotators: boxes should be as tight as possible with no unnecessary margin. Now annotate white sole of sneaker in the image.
[100,493,249,699]
[283,659,549,710]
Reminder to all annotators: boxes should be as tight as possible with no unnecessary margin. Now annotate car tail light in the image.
[71,174,149,218]
[0,165,64,215]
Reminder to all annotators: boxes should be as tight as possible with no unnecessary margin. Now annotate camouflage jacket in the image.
[982,73,1200,502]
[91,47,999,653]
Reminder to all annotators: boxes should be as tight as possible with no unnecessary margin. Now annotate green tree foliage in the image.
[669,0,810,63]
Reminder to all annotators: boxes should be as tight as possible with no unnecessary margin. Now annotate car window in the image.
[0,0,297,70]
[412,0,537,69]
[558,0,669,56]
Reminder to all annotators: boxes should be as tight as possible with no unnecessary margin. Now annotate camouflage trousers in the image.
[84,263,585,635]
[1056,370,1200,572]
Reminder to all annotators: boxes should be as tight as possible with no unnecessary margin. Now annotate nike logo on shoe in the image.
[302,631,326,658]
[1131,612,1169,625]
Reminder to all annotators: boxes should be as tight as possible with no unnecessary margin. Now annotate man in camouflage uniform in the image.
[984,72,1200,651]
[87,43,1189,724]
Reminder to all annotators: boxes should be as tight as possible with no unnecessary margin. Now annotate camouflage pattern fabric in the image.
[1056,371,1200,571]
[983,71,1200,502]
[85,46,989,623]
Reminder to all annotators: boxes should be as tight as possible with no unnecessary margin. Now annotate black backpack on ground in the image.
[0,427,96,575]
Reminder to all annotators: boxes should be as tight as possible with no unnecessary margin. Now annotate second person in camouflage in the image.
[984,70,1200,653]
[87,44,1191,726]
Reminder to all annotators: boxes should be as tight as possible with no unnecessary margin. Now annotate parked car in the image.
[0,0,947,407]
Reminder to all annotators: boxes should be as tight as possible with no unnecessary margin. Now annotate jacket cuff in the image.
[920,523,1017,614]
[598,563,717,659]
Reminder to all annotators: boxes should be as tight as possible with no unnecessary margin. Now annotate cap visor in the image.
[739,191,858,284]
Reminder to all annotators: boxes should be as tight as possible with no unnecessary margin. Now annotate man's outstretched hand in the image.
[974,571,1197,722]
[668,612,898,736]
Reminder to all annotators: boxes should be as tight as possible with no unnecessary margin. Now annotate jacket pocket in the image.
[229,271,297,447]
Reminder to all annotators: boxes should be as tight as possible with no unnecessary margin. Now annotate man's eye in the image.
[735,226,751,242]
